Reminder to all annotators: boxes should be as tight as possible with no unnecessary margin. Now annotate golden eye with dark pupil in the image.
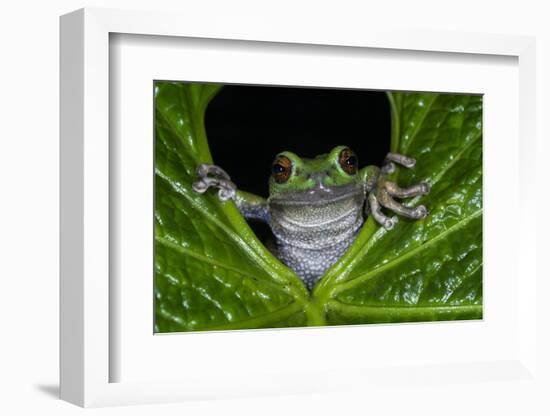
[271,155,292,183]
[339,148,358,175]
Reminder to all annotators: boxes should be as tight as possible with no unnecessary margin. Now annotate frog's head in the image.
[268,146,363,204]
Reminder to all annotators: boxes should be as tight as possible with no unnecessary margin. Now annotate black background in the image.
[206,84,392,198]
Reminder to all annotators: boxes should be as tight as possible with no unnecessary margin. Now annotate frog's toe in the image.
[196,163,209,178]
[196,163,232,180]
[218,186,236,201]
[192,174,236,202]
[413,205,428,219]
[383,218,396,230]
[385,152,416,169]
[192,180,209,193]
[420,182,431,195]
[401,157,416,169]
[192,163,237,201]
[381,162,395,174]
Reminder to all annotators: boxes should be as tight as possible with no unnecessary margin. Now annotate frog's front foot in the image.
[192,164,237,201]
[369,152,431,230]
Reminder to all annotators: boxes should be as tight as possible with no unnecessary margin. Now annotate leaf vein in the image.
[156,235,261,280]
[326,300,482,318]
[333,209,482,295]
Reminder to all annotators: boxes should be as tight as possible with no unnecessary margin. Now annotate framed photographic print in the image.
[60,7,540,408]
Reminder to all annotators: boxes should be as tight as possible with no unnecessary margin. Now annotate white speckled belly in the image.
[268,191,364,290]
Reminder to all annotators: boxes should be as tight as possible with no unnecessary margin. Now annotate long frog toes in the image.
[367,152,431,229]
[192,164,237,202]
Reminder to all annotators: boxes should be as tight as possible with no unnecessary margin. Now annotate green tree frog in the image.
[192,146,430,290]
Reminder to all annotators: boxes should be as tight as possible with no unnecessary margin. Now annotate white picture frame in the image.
[60,7,540,408]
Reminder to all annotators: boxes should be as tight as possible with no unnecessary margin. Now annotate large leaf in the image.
[155,82,483,331]
[313,92,483,324]
[154,82,309,332]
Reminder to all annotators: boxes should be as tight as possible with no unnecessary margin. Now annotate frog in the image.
[192,146,430,290]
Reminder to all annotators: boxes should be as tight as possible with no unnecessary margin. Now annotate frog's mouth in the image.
[268,182,363,206]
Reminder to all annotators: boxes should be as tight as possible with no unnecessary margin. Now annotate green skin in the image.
[193,146,430,290]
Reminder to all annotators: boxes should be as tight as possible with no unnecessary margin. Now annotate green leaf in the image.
[313,92,483,324]
[154,82,309,332]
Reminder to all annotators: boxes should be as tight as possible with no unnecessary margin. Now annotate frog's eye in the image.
[338,148,358,175]
[271,155,293,183]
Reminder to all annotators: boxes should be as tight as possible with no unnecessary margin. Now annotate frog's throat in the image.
[267,185,365,251]
[267,182,363,206]
[277,208,355,228]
